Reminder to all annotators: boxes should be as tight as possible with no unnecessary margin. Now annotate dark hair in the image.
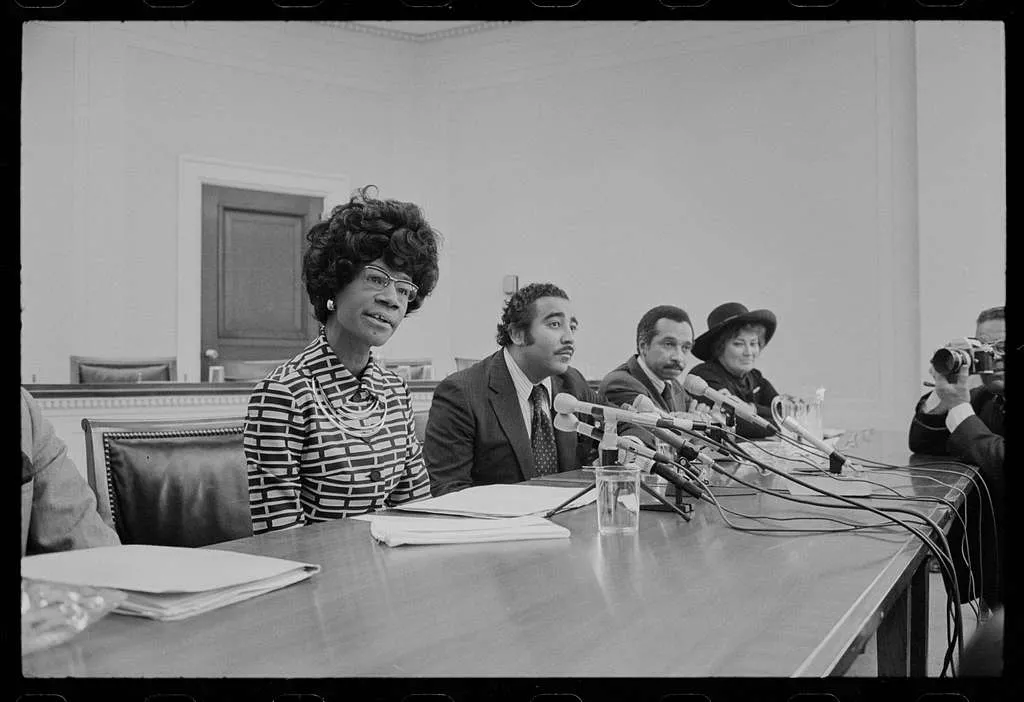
[710,323,767,362]
[636,305,692,354]
[495,282,569,347]
[976,306,1005,326]
[304,185,442,323]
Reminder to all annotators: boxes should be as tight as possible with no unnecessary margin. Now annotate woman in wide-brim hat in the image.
[687,302,780,439]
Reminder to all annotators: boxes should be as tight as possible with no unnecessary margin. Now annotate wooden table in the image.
[22,429,972,677]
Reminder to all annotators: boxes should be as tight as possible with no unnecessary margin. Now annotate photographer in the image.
[908,305,1005,610]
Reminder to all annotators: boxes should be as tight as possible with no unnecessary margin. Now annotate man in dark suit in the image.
[424,283,597,496]
[909,305,1006,610]
[598,305,695,416]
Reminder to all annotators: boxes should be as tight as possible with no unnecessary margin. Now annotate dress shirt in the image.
[946,402,975,433]
[503,348,553,438]
[636,355,667,396]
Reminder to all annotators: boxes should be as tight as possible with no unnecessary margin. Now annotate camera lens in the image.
[931,348,965,376]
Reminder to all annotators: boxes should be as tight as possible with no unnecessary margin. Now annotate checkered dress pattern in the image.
[244,334,430,534]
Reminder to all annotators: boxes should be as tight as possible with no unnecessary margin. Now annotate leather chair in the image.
[70,356,177,384]
[81,416,253,547]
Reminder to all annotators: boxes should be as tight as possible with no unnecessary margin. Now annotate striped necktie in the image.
[530,384,559,476]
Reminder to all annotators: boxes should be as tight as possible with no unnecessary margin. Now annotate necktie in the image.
[661,383,676,413]
[530,384,559,476]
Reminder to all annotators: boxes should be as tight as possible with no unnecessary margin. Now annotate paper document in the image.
[21,545,320,621]
[369,515,570,547]
[391,483,597,518]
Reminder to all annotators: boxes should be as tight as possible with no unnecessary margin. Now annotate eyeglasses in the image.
[361,265,419,303]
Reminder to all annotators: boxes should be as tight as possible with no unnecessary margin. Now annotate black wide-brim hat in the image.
[692,302,778,361]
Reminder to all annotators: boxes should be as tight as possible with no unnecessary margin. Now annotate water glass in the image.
[595,465,640,535]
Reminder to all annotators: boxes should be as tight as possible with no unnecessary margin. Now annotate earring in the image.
[326,299,335,312]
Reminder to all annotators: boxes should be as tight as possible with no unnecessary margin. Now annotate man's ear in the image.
[510,326,525,347]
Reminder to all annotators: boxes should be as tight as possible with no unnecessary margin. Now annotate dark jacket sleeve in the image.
[597,371,660,449]
[568,369,600,467]
[949,415,1005,481]
[422,376,477,496]
[753,371,779,422]
[688,364,774,440]
[908,393,954,456]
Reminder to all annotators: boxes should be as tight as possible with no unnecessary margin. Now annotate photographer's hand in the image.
[926,365,971,414]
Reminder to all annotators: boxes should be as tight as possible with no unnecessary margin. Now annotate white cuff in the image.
[945,403,975,433]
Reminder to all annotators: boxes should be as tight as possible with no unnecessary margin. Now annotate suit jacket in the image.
[424,350,598,496]
[908,387,1004,477]
[687,359,779,439]
[908,386,1005,606]
[597,355,689,414]
[21,387,121,556]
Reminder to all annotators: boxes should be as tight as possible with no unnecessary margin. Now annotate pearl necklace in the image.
[310,375,388,439]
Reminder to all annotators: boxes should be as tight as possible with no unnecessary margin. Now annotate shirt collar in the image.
[503,348,553,405]
[636,354,667,394]
[306,332,385,400]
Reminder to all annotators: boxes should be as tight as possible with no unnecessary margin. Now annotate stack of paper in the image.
[20,545,320,622]
[369,515,570,547]
[391,483,597,518]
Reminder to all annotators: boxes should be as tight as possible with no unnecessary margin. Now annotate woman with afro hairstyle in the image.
[244,186,441,534]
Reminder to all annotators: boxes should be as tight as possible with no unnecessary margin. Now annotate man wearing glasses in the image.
[244,186,442,534]
[909,305,1006,613]
[423,282,598,496]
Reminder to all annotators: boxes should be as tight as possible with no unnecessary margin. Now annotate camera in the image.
[930,337,997,381]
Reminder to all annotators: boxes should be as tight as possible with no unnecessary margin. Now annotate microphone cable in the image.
[644,421,971,675]
[713,431,967,674]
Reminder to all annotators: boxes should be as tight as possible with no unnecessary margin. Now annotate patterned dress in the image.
[244,333,429,534]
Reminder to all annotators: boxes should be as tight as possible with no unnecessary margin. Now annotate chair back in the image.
[220,359,287,382]
[70,356,177,383]
[380,358,433,381]
[81,416,253,547]
[453,357,480,372]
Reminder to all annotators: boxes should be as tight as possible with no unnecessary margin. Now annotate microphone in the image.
[553,414,704,494]
[682,375,777,434]
[781,416,847,474]
[552,393,710,433]
[626,396,717,471]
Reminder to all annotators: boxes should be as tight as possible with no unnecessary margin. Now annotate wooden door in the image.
[201,185,324,381]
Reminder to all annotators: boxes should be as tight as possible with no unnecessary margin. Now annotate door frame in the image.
[177,155,348,382]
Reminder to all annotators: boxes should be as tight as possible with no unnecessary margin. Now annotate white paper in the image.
[21,544,319,593]
[390,483,597,518]
[369,514,570,547]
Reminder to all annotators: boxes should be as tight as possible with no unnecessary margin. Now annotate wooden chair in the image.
[70,356,177,384]
[380,358,434,381]
[453,357,480,372]
[220,359,287,382]
[81,416,253,547]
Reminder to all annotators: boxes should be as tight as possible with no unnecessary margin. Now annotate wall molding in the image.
[176,156,349,385]
[320,21,515,43]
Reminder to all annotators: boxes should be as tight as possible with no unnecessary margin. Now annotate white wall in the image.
[20,21,454,384]
[21,20,1005,434]
[915,21,1006,354]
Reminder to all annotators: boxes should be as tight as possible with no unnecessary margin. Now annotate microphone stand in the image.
[545,419,692,521]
